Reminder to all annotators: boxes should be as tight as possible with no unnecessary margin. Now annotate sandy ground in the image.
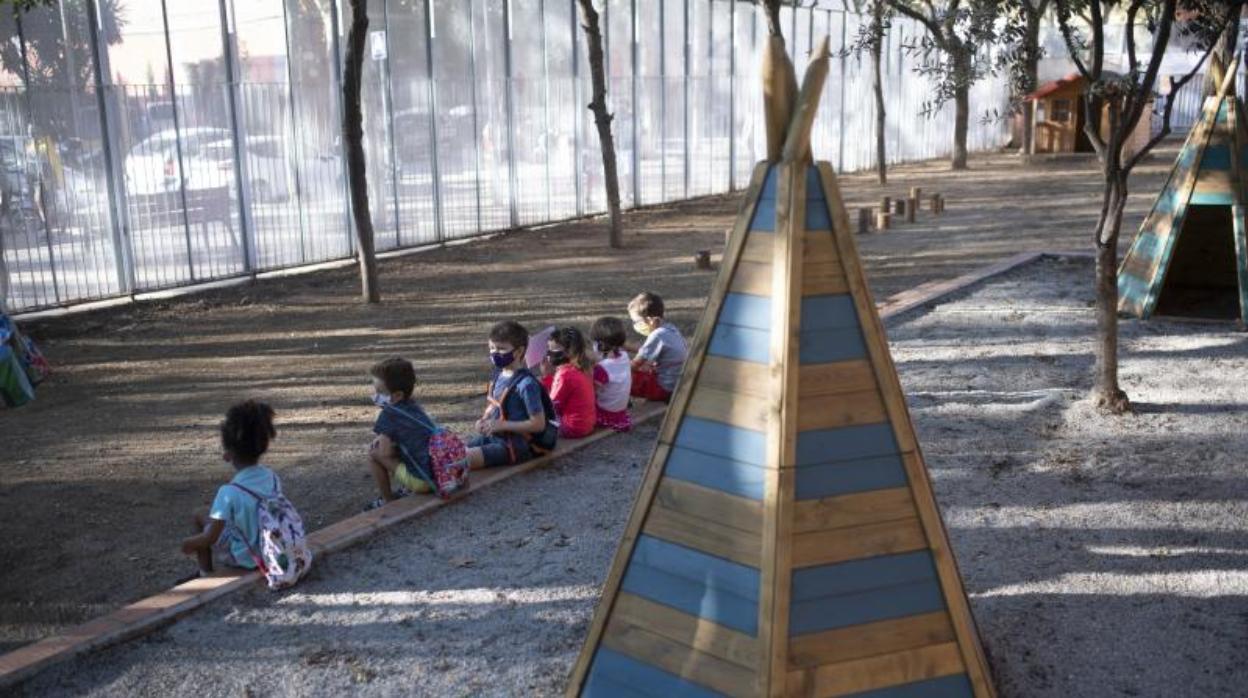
[0,146,1176,651]
[12,254,1248,697]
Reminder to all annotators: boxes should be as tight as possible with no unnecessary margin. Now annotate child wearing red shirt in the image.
[540,326,597,439]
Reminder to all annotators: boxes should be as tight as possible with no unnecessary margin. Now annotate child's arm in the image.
[181,518,224,555]
[482,378,547,435]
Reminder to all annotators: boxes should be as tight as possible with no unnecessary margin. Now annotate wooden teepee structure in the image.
[1119,56,1248,325]
[566,37,996,698]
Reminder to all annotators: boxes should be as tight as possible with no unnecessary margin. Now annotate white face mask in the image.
[372,392,391,407]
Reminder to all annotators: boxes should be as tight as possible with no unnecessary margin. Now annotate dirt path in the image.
[0,147,1173,652]
[14,255,1247,697]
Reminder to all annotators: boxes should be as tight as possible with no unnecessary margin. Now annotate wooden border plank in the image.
[642,502,762,567]
[788,641,965,697]
[655,478,763,534]
[603,615,759,698]
[792,487,915,534]
[612,592,762,670]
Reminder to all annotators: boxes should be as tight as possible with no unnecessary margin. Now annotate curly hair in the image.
[220,400,276,466]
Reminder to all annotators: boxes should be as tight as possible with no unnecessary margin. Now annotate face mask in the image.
[372,392,391,407]
[490,350,516,369]
[633,320,653,337]
[547,349,568,367]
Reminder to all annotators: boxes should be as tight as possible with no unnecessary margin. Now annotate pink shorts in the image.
[596,407,632,432]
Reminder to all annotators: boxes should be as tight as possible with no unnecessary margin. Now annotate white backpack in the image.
[230,475,314,590]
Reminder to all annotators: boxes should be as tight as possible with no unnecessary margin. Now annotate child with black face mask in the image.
[463,320,555,469]
[539,326,597,439]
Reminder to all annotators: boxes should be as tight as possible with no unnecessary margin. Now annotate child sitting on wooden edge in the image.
[464,320,558,469]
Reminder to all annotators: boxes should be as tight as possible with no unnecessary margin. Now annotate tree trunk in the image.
[872,1,887,185]
[1093,175,1130,413]
[952,80,970,170]
[762,0,784,43]
[577,0,623,249]
[343,0,380,304]
[1019,13,1040,155]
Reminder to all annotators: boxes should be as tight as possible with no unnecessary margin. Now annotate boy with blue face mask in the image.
[365,356,438,509]
[463,320,554,469]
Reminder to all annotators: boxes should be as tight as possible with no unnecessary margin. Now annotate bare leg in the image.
[191,511,213,574]
[466,447,487,471]
[369,435,401,501]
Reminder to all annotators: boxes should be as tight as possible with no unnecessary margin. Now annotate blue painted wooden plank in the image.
[795,423,899,466]
[710,324,771,364]
[788,578,947,635]
[791,551,938,601]
[1200,144,1232,170]
[760,165,779,200]
[750,198,776,233]
[619,536,760,635]
[1189,191,1234,205]
[806,200,832,231]
[664,445,767,501]
[719,293,772,330]
[631,535,760,597]
[846,674,974,698]
[799,327,868,364]
[674,416,768,465]
[794,454,909,500]
[806,165,824,198]
[801,294,859,330]
[585,648,727,698]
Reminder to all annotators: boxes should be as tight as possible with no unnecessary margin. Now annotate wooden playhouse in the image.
[1021,73,1153,157]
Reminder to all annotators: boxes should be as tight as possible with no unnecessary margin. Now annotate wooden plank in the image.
[818,161,996,697]
[665,444,768,501]
[603,616,759,698]
[798,359,877,396]
[699,355,771,397]
[720,292,773,330]
[780,36,830,163]
[730,260,774,297]
[710,324,772,364]
[797,388,888,432]
[741,232,775,264]
[792,487,915,533]
[795,423,899,466]
[788,611,956,669]
[790,642,965,697]
[656,478,763,534]
[762,35,798,162]
[673,416,768,466]
[794,454,910,501]
[802,261,849,296]
[792,517,927,568]
[586,647,731,698]
[799,326,868,364]
[687,385,772,431]
[803,231,840,264]
[643,501,762,567]
[613,593,762,670]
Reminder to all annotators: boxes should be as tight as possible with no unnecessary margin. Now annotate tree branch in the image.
[1054,0,1092,81]
[888,0,944,42]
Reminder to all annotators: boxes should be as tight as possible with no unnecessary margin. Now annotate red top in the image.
[542,364,597,439]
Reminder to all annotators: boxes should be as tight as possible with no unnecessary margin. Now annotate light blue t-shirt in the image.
[637,323,689,392]
[209,465,278,568]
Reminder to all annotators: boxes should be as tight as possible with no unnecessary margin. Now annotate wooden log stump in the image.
[857,207,872,234]
[936,195,946,214]
[879,196,891,217]
[909,186,922,202]
[876,210,892,230]
[893,199,905,215]
[694,250,712,270]
[905,197,917,223]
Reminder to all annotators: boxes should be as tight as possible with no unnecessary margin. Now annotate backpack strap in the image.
[382,402,439,433]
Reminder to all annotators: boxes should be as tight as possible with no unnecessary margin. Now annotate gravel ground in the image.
[14,254,1248,697]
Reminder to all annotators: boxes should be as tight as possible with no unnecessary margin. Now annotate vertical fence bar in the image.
[218,0,255,273]
[424,0,445,240]
[13,12,61,304]
[468,0,483,230]
[504,0,519,228]
[158,0,197,282]
[682,0,690,199]
[328,0,354,253]
[837,6,846,172]
[540,0,552,221]
[381,1,402,244]
[630,0,640,206]
[571,0,583,216]
[658,0,666,200]
[727,0,735,191]
[85,0,134,293]
[278,0,311,263]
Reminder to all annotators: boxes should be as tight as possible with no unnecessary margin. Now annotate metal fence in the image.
[0,0,1010,314]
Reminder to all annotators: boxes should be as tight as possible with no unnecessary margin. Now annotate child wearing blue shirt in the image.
[181,400,280,575]
[365,356,438,509]
[465,320,552,469]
